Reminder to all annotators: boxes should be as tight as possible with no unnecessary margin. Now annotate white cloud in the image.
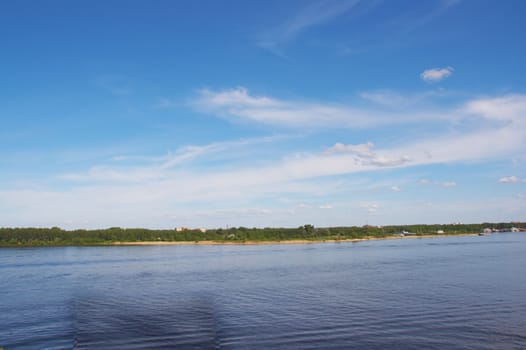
[419,179,430,185]
[498,176,525,183]
[319,204,333,209]
[499,176,520,183]
[420,66,454,82]
[391,186,401,192]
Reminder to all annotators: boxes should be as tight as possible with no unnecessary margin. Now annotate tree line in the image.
[0,222,524,247]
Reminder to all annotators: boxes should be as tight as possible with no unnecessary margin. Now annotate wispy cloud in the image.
[194,87,368,128]
[193,87,438,128]
[463,94,526,122]
[260,0,461,57]
[61,135,289,183]
[359,89,453,108]
[258,0,360,55]
[419,179,457,188]
[420,67,454,82]
[396,0,462,35]
[436,181,457,188]
[338,1,462,56]
[194,87,526,130]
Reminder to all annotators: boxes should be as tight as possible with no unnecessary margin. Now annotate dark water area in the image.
[1,233,526,349]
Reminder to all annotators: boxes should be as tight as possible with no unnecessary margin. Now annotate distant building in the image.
[176,227,188,232]
[511,227,520,232]
[482,228,492,234]
[199,228,207,233]
[436,230,444,234]
[399,230,416,236]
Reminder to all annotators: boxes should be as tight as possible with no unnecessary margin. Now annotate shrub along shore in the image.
[0,222,524,247]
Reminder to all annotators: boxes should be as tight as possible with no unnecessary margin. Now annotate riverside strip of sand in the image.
[113,233,478,246]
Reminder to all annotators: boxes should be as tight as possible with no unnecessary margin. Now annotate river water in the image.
[1,233,525,349]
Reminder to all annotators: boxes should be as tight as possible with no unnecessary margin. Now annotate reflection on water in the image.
[73,296,220,349]
[1,233,526,349]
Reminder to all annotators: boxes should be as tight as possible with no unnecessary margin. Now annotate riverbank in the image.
[4,223,518,247]
[113,233,479,246]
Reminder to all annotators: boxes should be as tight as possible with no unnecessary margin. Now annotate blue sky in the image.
[1,0,526,229]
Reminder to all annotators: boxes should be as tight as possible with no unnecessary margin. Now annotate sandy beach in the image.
[113,233,479,246]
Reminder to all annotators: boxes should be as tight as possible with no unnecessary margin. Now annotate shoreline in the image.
[113,233,479,246]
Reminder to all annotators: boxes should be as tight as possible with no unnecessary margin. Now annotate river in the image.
[1,233,525,349]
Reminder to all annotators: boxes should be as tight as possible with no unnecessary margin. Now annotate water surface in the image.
[1,233,525,349]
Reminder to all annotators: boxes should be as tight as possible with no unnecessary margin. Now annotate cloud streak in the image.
[194,87,433,128]
[194,87,526,130]
[419,180,457,188]
[258,0,360,55]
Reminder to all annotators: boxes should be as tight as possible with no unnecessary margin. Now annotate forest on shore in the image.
[0,222,524,247]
